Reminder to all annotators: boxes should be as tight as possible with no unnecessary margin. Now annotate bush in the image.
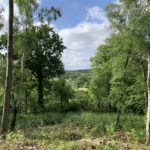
[16,113,64,129]
[127,129,145,143]
[59,131,83,141]
[91,124,105,137]
[6,130,25,141]
[105,124,115,136]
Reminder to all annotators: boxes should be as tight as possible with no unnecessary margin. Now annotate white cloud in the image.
[114,0,121,4]
[59,7,109,70]
[0,1,19,35]
[0,0,42,35]
[86,6,108,23]
[60,22,108,50]
[0,1,109,70]
[37,0,42,4]
[0,0,7,8]
[112,0,121,5]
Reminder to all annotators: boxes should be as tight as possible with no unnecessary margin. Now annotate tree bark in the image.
[10,99,18,131]
[21,52,24,82]
[140,60,148,109]
[1,0,13,135]
[25,90,28,113]
[146,52,150,144]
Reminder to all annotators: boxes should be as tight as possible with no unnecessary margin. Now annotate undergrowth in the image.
[0,112,148,150]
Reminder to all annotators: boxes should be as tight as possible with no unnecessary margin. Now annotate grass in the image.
[0,112,149,150]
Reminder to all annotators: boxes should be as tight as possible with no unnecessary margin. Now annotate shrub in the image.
[127,129,145,143]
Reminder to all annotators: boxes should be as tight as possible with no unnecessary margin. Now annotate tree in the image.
[13,1,61,114]
[1,0,14,135]
[52,79,74,112]
[0,7,4,29]
[105,0,150,140]
[13,1,62,111]
[90,0,150,130]
[25,25,65,110]
[120,0,150,143]
[90,44,112,112]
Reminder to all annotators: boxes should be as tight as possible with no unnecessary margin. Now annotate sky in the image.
[0,0,118,70]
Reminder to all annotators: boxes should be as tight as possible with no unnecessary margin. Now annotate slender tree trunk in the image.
[109,104,112,112]
[37,76,44,110]
[21,52,24,82]
[17,52,25,112]
[10,99,18,131]
[97,97,101,112]
[0,55,2,65]
[10,106,17,131]
[25,90,28,113]
[140,61,148,108]
[1,0,13,135]
[60,97,63,112]
[115,54,130,131]
[115,109,121,130]
[101,102,103,112]
[146,52,150,144]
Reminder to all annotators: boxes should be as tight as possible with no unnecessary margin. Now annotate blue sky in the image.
[39,0,114,29]
[0,0,117,70]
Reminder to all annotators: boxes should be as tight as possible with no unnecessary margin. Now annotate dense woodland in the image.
[0,0,150,149]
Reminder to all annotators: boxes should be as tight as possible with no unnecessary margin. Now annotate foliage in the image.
[24,25,65,79]
[0,112,147,150]
[90,0,150,116]
[64,69,90,88]
[0,7,4,29]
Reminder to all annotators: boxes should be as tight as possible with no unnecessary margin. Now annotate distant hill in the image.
[65,69,90,74]
[63,69,90,88]
[64,69,89,78]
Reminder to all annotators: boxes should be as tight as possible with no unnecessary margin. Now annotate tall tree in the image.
[121,0,150,143]
[25,25,65,110]
[1,0,14,135]
[13,0,38,117]
[52,79,74,112]
[106,0,150,142]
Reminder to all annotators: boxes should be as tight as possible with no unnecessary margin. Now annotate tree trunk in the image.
[38,76,44,110]
[1,0,13,135]
[25,90,28,113]
[21,53,24,82]
[146,52,150,144]
[10,99,18,131]
[60,97,63,112]
[109,104,112,112]
[97,97,101,112]
[115,109,121,131]
[16,52,25,112]
[140,61,148,109]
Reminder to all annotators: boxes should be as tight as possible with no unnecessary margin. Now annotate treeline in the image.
[90,0,150,143]
[64,70,90,88]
